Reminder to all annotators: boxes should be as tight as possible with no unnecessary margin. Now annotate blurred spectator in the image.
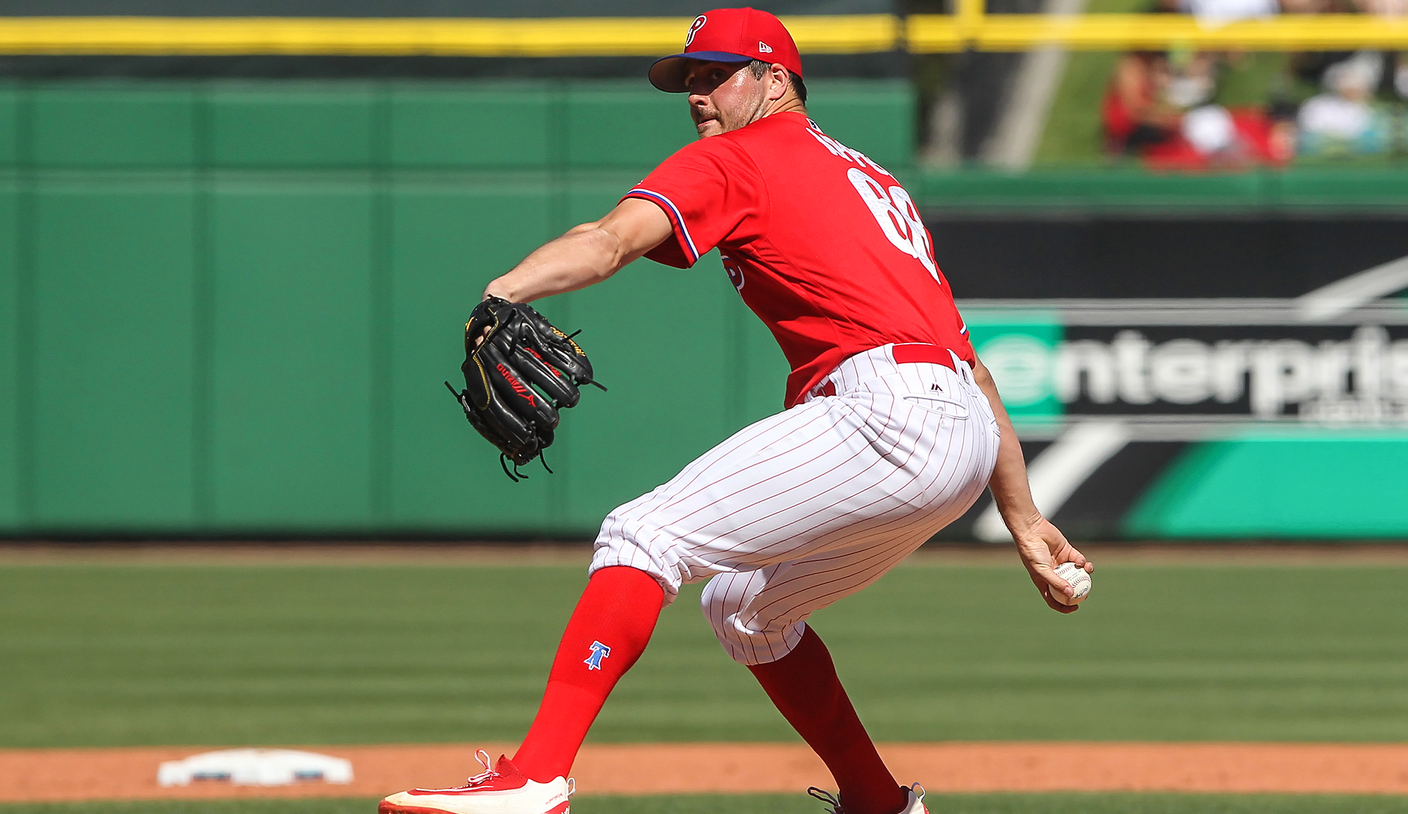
[1103,45,1293,166]
[1095,0,1408,167]
[1297,50,1396,153]
[1102,51,1182,154]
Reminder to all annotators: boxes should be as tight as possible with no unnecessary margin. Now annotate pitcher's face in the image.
[683,60,770,138]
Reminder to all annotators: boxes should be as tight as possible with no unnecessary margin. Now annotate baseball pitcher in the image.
[383,9,1093,814]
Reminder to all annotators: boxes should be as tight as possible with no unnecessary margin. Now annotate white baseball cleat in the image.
[900,785,927,814]
[808,783,927,814]
[378,751,572,814]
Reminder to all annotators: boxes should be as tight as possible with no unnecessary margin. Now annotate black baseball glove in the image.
[445,297,604,480]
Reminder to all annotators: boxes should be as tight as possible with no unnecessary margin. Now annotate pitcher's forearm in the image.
[484,225,626,303]
[484,198,674,304]
[989,420,1042,536]
[973,357,1043,536]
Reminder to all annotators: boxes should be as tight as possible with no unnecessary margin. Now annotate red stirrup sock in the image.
[748,626,908,814]
[512,566,665,783]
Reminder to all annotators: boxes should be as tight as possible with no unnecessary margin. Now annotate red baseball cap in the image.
[648,8,803,93]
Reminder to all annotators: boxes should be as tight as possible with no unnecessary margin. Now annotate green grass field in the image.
[3,795,1408,814]
[1,552,1406,813]
[1,554,1406,748]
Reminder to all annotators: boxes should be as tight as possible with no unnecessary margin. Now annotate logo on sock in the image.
[584,641,611,671]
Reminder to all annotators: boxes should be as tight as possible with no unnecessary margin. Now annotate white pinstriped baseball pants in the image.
[589,344,1001,665]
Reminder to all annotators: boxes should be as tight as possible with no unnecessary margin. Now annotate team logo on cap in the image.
[685,15,707,47]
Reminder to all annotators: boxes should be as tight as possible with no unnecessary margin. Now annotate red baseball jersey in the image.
[625,111,974,408]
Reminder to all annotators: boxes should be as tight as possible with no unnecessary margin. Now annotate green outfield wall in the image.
[4,79,1408,540]
[0,78,909,537]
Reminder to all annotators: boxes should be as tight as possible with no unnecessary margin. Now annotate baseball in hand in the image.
[1051,562,1092,605]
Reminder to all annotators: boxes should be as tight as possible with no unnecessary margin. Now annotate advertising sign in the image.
[936,216,1408,540]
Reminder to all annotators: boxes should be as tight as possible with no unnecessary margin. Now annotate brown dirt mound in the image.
[2,742,1407,802]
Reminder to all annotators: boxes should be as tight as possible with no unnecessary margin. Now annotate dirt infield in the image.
[3,742,1407,802]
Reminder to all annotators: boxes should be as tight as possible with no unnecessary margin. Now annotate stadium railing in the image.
[0,7,1406,56]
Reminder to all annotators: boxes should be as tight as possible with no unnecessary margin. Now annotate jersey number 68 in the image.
[846,168,939,283]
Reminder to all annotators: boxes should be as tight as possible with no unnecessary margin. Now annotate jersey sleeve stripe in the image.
[626,188,701,265]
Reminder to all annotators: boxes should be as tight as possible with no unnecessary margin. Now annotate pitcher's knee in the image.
[700,577,806,666]
[590,511,687,604]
